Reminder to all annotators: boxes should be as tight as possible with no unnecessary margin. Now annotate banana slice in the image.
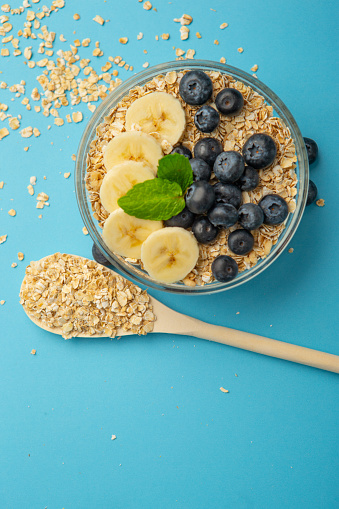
[102,208,163,259]
[125,92,186,145]
[103,131,163,174]
[100,161,155,214]
[141,227,199,284]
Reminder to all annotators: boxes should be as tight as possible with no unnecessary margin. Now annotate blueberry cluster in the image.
[166,70,293,283]
[303,137,319,205]
[91,70,320,282]
[178,70,245,135]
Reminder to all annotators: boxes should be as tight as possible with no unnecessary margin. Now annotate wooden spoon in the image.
[20,254,339,374]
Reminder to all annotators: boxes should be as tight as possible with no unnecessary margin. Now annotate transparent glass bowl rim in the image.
[75,59,309,295]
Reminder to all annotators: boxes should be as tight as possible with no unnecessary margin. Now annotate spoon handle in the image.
[176,316,339,373]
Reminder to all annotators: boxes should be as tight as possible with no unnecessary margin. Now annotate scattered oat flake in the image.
[37,192,49,202]
[288,248,294,253]
[30,349,36,355]
[18,252,24,261]
[93,15,104,25]
[174,13,193,25]
[137,32,143,40]
[143,1,152,10]
[11,262,17,268]
[119,37,128,44]
[251,64,258,72]
[220,387,229,393]
[33,128,40,137]
[196,32,202,39]
[220,57,226,64]
[64,172,71,179]
[71,154,76,161]
[53,0,65,7]
[73,13,80,20]
[82,226,88,235]
[220,22,228,29]
[72,112,83,123]
[30,176,36,185]
[180,26,189,40]
[111,435,117,440]
[54,118,64,126]
[0,300,5,305]
[27,184,34,195]
[142,62,149,68]
[20,127,33,138]
[1,49,10,57]
[0,235,7,244]
[214,39,219,45]
[316,199,325,207]
[186,49,195,59]
[0,127,9,140]
[9,117,20,130]
[161,33,170,40]
[8,209,16,217]
[0,181,4,189]
[238,47,244,53]
[175,48,185,57]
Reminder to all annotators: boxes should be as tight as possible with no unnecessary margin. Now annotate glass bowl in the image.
[75,60,309,294]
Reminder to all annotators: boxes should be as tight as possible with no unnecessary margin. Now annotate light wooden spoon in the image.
[20,254,339,374]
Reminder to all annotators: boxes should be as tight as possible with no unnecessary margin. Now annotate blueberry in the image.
[242,133,277,169]
[164,206,195,228]
[215,88,244,116]
[192,216,218,244]
[238,203,264,230]
[190,158,212,181]
[303,137,318,165]
[228,229,254,255]
[259,194,289,225]
[185,181,215,214]
[306,180,318,205]
[92,243,111,267]
[179,70,213,105]
[211,255,238,282]
[214,182,242,209]
[236,165,259,191]
[170,145,192,159]
[213,151,245,184]
[194,105,220,133]
[208,203,238,228]
[194,137,223,166]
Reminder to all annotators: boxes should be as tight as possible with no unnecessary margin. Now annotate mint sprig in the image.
[117,154,193,221]
[117,178,185,221]
[157,153,193,194]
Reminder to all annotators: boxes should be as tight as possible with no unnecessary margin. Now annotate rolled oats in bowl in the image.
[76,61,308,294]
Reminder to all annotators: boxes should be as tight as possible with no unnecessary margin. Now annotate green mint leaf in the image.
[157,153,193,193]
[117,178,185,221]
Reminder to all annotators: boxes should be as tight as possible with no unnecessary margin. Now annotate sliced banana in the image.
[141,227,199,284]
[103,131,163,174]
[102,208,163,259]
[125,92,186,146]
[100,161,155,214]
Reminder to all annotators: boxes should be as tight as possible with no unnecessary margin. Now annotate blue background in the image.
[1,1,338,508]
